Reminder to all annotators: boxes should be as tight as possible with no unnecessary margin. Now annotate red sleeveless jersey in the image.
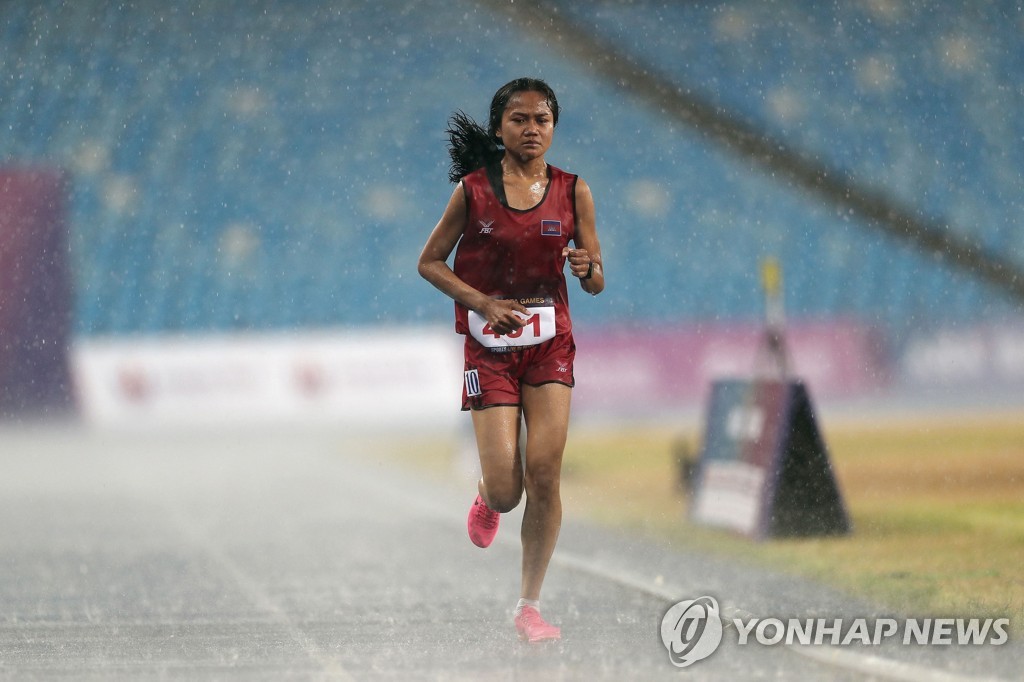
[453,164,578,338]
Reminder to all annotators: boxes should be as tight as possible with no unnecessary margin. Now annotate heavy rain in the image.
[1,1,1022,679]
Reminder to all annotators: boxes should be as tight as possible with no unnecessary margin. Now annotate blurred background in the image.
[2,0,1022,428]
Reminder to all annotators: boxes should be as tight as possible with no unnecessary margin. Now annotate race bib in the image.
[468,305,556,349]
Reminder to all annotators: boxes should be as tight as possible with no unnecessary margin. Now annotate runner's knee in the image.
[485,484,523,513]
[524,459,561,500]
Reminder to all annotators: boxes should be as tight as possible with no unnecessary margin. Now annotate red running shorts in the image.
[461,332,576,410]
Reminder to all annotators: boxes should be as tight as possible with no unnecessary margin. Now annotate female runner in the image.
[417,77,604,642]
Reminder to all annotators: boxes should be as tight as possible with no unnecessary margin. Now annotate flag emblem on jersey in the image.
[465,369,482,397]
[541,220,562,236]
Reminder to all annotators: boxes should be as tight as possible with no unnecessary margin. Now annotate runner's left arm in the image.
[565,177,604,295]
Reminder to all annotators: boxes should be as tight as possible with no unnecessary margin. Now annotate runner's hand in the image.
[479,298,530,336]
[563,247,597,279]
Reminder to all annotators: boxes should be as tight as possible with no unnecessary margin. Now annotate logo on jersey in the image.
[478,219,495,234]
[541,220,562,236]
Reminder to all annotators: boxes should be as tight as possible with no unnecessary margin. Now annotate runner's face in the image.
[496,91,554,162]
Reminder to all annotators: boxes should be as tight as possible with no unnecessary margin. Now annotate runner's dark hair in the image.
[446,77,560,184]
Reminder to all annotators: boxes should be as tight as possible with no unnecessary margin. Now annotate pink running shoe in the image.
[467,494,500,548]
[515,605,561,643]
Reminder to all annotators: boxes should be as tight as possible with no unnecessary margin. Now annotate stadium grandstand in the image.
[2,0,1022,419]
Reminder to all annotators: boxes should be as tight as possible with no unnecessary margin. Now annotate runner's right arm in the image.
[418,183,529,335]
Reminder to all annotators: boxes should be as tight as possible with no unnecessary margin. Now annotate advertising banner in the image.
[572,320,887,415]
[72,329,463,429]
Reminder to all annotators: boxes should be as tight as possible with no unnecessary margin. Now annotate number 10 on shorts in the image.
[465,369,482,397]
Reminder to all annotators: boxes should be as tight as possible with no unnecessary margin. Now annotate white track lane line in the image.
[551,551,1005,682]
[167,506,358,681]
[350,461,1007,682]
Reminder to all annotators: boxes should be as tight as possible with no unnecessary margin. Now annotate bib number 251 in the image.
[468,306,556,349]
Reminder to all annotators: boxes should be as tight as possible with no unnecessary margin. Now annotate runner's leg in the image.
[471,405,524,513]
[519,382,571,601]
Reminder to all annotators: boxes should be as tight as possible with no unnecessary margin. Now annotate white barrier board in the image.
[71,328,463,429]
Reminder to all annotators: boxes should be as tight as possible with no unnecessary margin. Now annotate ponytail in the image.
[446,110,503,183]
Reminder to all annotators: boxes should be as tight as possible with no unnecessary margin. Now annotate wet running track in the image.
[0,425,1017,680]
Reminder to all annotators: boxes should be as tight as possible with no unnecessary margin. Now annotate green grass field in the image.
[390,410,1024,630]
[557,412,1024,627]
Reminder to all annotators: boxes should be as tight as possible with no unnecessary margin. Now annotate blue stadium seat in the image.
[0,0,1019,338]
